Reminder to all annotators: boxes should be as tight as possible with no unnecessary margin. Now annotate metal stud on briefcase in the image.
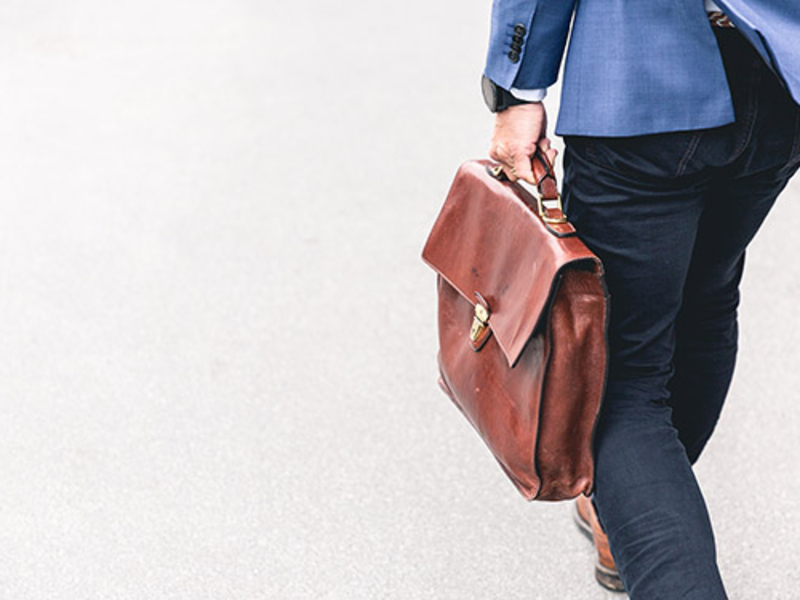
[421,150,609,501]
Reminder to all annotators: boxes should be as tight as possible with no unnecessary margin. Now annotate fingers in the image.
[488,142,510,172]
[512,153,535,184]
[538,138,559,167]
[488,102,549,181]
[488,143,534,183]
[488,142,558,184]
[488,143,515,181]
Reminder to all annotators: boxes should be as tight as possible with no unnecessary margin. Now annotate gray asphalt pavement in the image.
[0,1,798,598]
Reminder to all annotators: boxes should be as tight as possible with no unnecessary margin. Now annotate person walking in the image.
[480,1,800,597]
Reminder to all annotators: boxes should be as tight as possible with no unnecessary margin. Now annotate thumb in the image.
[537,138,559,166]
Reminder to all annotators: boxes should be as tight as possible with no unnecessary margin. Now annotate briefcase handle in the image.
[489,149,568,226]
[531,149,558,197]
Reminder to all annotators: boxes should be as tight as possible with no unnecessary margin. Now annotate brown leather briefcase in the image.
[421,151,609,501]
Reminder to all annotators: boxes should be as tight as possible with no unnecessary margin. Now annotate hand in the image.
[488,102,557,184]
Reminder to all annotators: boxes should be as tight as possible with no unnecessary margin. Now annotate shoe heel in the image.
[595,562,625,593]
[573,506,594,541]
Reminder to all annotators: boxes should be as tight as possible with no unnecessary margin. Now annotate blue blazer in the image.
[484,0,800,136]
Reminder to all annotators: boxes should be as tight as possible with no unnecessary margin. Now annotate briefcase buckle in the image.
[535,192,568,225]
[470,303,490,343]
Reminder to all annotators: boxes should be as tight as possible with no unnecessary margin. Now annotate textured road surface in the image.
[1,1,798,598]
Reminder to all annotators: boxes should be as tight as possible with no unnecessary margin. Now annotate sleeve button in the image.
[512,34,524,44]
[508,50,520,63]
[514,24,527,36]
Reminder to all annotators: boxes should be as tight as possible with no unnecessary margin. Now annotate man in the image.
[481,1,800,597]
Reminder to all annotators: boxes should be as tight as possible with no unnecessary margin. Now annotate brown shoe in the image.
[574,495,625,592]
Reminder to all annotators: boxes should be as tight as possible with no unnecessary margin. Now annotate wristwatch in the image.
[481,75,534,113]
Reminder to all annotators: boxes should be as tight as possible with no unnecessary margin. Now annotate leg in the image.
[657,23,800,462]
[563,129,800,600]
[561,24,800,599]
[563,134,728,599]
[668,165,792,462]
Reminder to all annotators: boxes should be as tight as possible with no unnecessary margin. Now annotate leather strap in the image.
[531,149,573,234]
[486,149,574,235]
[531,149,559,200]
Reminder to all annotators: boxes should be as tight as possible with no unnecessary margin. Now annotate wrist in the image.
[482,75,535,113]
[509,87,547,103]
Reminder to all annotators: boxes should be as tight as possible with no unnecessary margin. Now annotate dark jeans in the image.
[562,27,800,600]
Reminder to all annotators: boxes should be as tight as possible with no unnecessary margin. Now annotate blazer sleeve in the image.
[484,0,577,91]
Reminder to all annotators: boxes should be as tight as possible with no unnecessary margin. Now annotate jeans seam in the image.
[731,64,761,161]
[675,132,703,177]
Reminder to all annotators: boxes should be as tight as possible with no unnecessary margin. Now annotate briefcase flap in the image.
[421,160,600,368]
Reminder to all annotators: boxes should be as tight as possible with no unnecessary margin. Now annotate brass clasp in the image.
[470,302,490,343]
[535,192,568,225]
[488,164,506,180]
